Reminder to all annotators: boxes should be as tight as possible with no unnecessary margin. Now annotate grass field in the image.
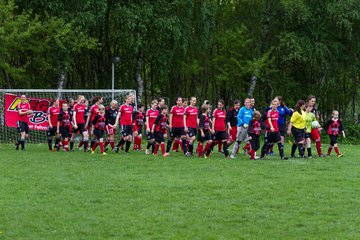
[1,143,360,239]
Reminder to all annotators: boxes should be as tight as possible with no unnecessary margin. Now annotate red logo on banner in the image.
[5,94,60,131]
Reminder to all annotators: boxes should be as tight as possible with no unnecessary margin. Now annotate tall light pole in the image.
[112,56,120,100]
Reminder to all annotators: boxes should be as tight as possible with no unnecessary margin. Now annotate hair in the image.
[190,96,196,101]
[137,103,144,109]
[161,105,168,111]
[92,96,102,104]
[307,95,316,102]
[175,97,182,103]
[62,102,68,106]
[244,98,251,103]
[151,99,158,105]
[77,95,85,101]
[294,100,305,114]
[332,110,339,115]
[203,100,210,105]
[110,100,118,106]
[183,98,188,102]
[275,96,286,107]
[201,104,209,113]
[218,100,225,110]
[233,99,240,105]
[98,104,105,110]
[253,110,261,121]
[50,98,58,105]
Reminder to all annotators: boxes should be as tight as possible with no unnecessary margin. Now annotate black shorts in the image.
[250,134,260,151]
[154,131,165,143]
[197,130,211,142]
[265,131,281,144]
[305,133,311,139]
[187,127,197,138]
[212,131,227,141]
[72,123,87,133]
[329,135,338,145]
[170,127,185,138]
[147,132,155,140]
[279,124,287,137]
[60,127,70,138]
[17,121,29,134]
[121,125,133,137]
[291,126,305,143]
[137,128,143,135]
[94,129,105,139]
[47,126,57,137]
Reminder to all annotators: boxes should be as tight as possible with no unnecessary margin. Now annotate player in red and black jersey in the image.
[114,95,134,153]
[247,111,262,160]
[307,95,325,157]
[91,104,107,155]
[226,99,241,146]
[166,97,188,155]
[323,110,345,157]
[146,100,159,154]
[85,96,103,149]
[16,95,33,151]
[205,100,229,158]
[133,104,145,151]
[198,104,213,157]
[104,100,118,151]
[152,105,169,157]
[47,99,61,151]
[184,97,199,155]
[260,99,288,160]
[57,102,71,151]
[70,95,89,151]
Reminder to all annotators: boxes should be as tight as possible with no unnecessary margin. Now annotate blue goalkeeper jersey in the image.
[277,105,292,126]
[237,107,253,127]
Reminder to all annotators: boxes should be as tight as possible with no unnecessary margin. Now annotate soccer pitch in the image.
[1,144,360,239]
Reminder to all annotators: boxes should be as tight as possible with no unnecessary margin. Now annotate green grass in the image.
[1,143,360,239]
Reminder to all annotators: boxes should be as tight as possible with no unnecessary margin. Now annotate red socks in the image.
[316,141,323,156]
[334,146,340,155]
[63,140,69,151]
[218,141,223,152]
[154,143,159,155]
[160,143,166,155]
[198,143,203,157]
[327,146,333,155]
[100,142,104,153]
[92,142,99,151]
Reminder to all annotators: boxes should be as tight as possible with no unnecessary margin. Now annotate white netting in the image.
[0,89,137,143]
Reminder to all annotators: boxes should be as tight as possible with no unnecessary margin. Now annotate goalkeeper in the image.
[230,98,253,159]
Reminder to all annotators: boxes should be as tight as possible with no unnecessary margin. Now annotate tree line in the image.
[0,0,359,122]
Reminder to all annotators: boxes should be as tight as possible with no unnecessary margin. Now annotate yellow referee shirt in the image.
[290,110,306,129]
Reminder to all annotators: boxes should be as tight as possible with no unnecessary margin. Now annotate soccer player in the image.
[47,99,61,151]
[323,110,345,157]
[247,111,262,160]
[304,103,316,158]
[287,100,306,158]
[91,104,107,155]
[166,97,188,156]
[85,96,103,149]
[16,95,33,151]
[104,100,118,151]
[198,104,213,157]
[307,95,325,157]
[184,96,199,155]
[133,104,145,151]
[172,98,188,152]
[152,105,169,157]
[260,99,289,160]
[231,98,253,159]
[226,99,241,147]
[275,96,293,155]
[205,100,229,158]
[114,95,134,153]
[57,102,71,151]
[70,95,89,151]
[145,100,159,154]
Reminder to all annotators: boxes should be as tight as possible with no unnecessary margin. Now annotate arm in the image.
[339,121,345,138]
[169,113,173,129]
[48,110,53,128]
[146,116,150,132]
[226,110,232,130]
[57,113,62,135]
[184,111,188,131]
[85,108,92,128]
[92,115,99,126]
[72,110,77,128]
[114,111,121,128]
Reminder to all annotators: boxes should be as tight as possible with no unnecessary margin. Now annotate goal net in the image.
[0,89,137,144]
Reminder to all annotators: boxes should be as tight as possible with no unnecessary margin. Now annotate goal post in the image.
[0,89,137,144]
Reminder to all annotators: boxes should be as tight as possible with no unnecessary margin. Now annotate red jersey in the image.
[119,104,133,125]
[325,119,344,136]
[185,106,198,128]
[154,113,168,132]
[17,102,31,122]
[248,120,262,136]
[58,111,71,128]
[171,105,185,128]
[199,114,211,131]
[89,105,100,123]
[266,109,279,132]
[92,114,106,131]
[146,108,159,129]
[213,109,226,131]
[134,111,145,130]
[47,106,60,127]
[73,103,86,124]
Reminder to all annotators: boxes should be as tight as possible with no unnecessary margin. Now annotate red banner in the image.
[5,94,54,131]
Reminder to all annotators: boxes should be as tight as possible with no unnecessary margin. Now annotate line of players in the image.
[16,94,346,158]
